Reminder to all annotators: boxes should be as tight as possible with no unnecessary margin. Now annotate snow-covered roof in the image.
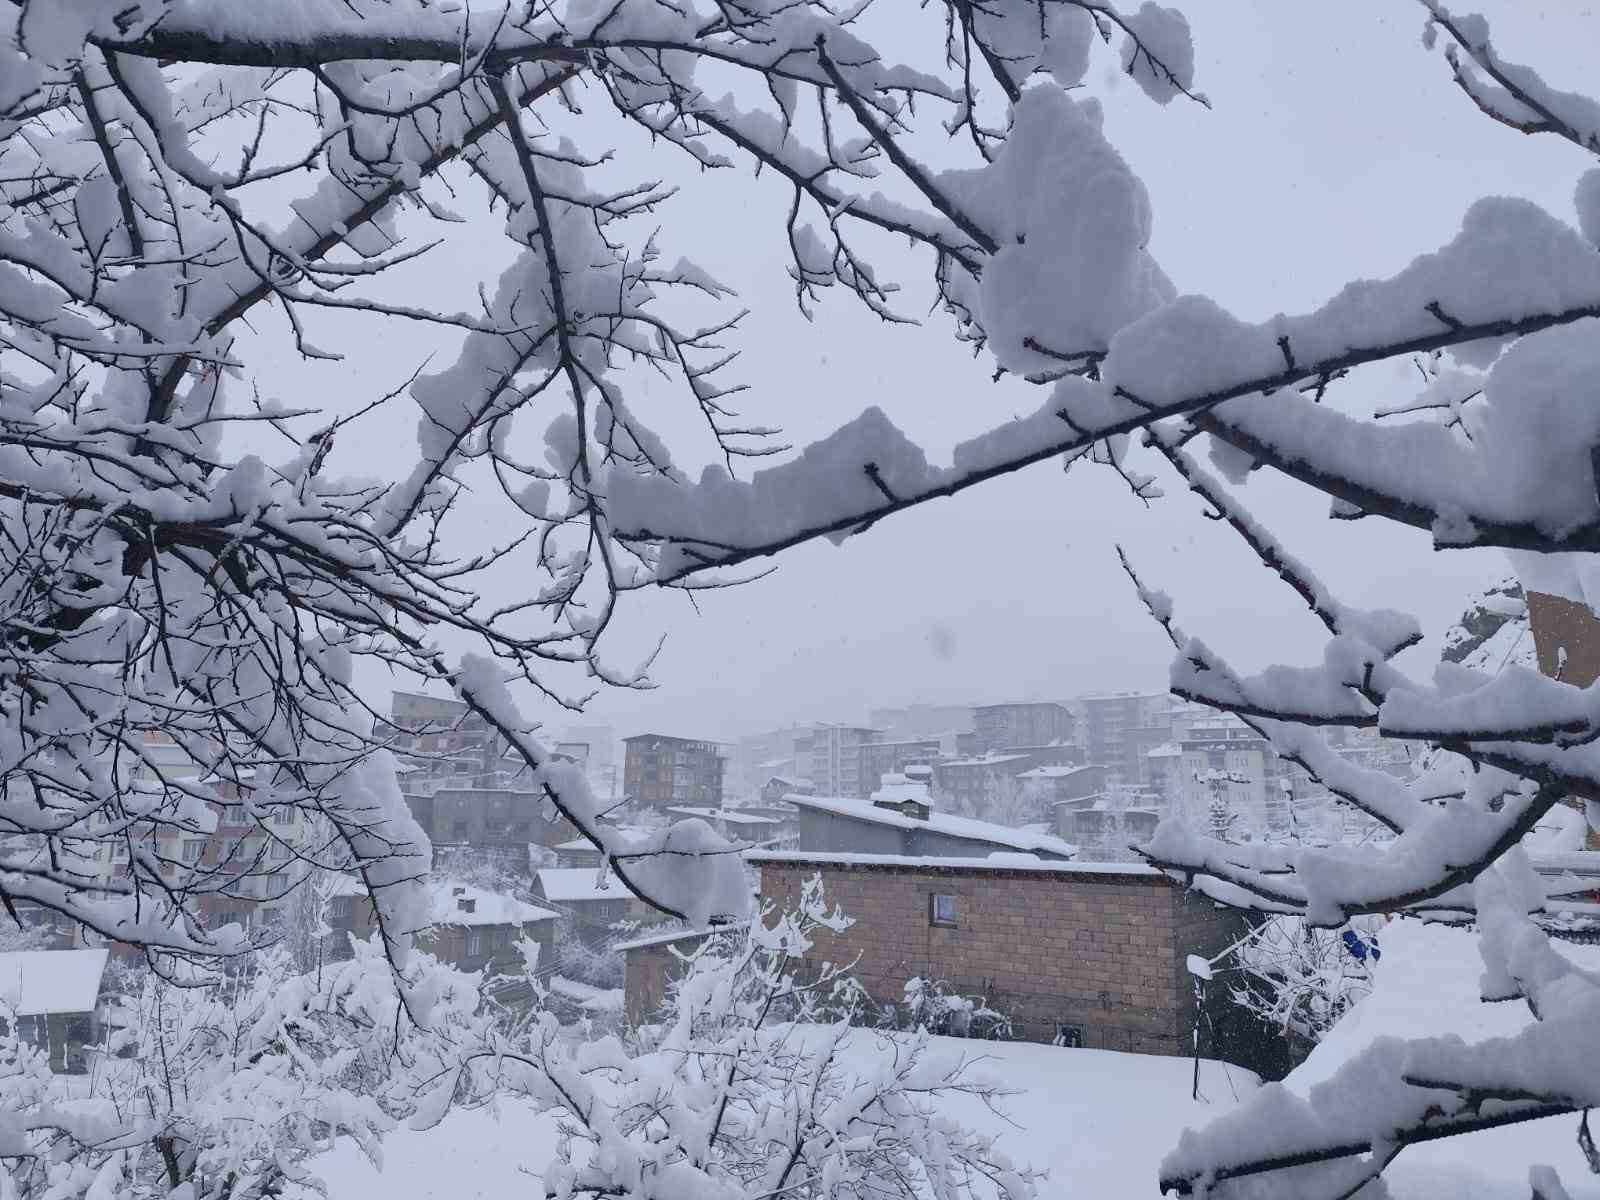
[1016,763,1100,779]
[612,921,752,954]
[787,793,1077,857]
[665,806,779,826]
[747,850,1159,877]
[0,949,108,1016]
[431,881,558,927]
[536,867,631,904]
[1145,743,1183,759]
[552,828,646,851]
[937,753,1029,769]
[1530,851,1600,877]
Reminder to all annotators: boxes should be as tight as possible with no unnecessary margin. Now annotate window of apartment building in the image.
[929,893,959,927]
[272,807,295,826]
[467,931,482,956]
[265,872,287,894]
[181,839,205,863]
[331,896,352,919]
[271,841,290,860]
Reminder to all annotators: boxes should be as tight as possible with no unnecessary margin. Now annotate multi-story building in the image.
[1144,742,1185,808]
[868,704,975,743]
[622,734,726,809]
[427,786,574,850]
[1178,714,1286,831]
[380,691,515,795]
[1080,692,1174,788]
[971,702,1074,754]
[795,725,882,799]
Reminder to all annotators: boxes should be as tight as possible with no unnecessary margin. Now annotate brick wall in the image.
[757,859,1250,1057]
[622,929,729,1023]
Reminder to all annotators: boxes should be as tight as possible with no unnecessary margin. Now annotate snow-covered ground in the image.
[1285,917,1600,1200]
[314,919,1600,1199]
[317,1038,1258,1199]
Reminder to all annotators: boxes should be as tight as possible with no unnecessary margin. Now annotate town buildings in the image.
[424,786,574,851]
[1016,762,1107,808]
[971,702,1075,754]
[622,734,726,809]
[382,691,514,794]
[533,867,661,948]
[795,724,882,799]
[931,745,1081,815]
[326,879,558,1000]
[1080,692,1175,788]
[1178,713,1287,831]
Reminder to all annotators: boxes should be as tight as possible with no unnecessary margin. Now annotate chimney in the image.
[458,897,476,914]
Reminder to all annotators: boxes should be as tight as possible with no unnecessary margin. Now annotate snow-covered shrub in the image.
[419,877,1039,1199]
[1,937,488,1200]
[554,930,626,991]
[896,976,1015,1041]
[1224,914,1384,1044]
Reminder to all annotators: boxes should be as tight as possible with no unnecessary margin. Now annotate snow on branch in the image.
[618,197,1600,580]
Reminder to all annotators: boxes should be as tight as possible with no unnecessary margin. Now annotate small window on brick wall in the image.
[929,893,958,927]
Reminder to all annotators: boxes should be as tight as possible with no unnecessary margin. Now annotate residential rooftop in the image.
[0,949,108,1016]
[785,793,1078,858]
[746,850,1160,877]
[536,867,630,904]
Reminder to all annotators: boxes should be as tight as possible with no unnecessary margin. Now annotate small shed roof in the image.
[0,949,109,1017]
[537,867,629,903]
[431,881,558,927]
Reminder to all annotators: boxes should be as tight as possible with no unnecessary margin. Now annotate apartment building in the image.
[971,702,1075,754]
[795,725,882,799]
[1080,692,1174,787]
[622,734,726,809]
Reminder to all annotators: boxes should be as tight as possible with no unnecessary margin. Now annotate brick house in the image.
[745,852,1250,1058]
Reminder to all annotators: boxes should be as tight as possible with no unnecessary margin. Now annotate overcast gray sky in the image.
[248,0,1597,745]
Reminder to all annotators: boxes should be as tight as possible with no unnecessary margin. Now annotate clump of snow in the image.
[1119,3,1197,105]
[1578,168,1600,249]
[945,86,1174,378]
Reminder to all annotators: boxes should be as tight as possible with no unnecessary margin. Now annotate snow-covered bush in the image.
[554,930,625,991]
[1224,915,1384,1044]
[1,936,488,1200]
[6,1,1600,1194]
[418,877,1039,1198]
[896,975,1015,1041]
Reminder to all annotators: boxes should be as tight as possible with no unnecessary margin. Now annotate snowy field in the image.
[1285,918,1600,1200]
[316,1039,1259,1200]
[313,918,1600,1199]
